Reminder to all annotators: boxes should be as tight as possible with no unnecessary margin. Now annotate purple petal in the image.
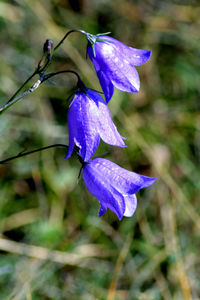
[124,194,137,217]
[97,36,151,66]
[87,51,114,103]
[88,158,157,194]
[96,69,114,103]
[65,96,76,159]
[65,118,75,159]
[98,205,107,217]
[97,101,126,147]
[87,90,126,147]
[66,93,100,161]
[89,39,140,93]
[139,175,158,188]
[109,64,140,93]
[83,162,125,220]
[88,36,152,96]
[125,47,152,66]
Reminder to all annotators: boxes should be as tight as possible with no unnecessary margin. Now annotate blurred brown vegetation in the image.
[0,0,200,299]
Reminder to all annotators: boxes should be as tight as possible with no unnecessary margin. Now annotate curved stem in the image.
[0,29,87,116]
[54,29,87,52]
[0,70,82,115]
[7,29,87,104]
[0,144,68,164]
[0,77,42,115]
[43,70,81,85]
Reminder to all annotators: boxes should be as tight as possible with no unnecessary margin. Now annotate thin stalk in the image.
[0,144,68,164]
[1,29,87,115]
[0,77,42,115]
[54,29,87,51]
[0,70,82,115]
[43,70,81,84]
[6,69,38,104]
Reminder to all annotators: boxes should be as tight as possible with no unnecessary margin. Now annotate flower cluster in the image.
[66,31,156,220]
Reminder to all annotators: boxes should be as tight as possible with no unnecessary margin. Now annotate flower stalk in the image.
[0,144,68,164]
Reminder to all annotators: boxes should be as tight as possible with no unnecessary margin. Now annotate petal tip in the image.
[142,176,158,189]
[147,50,152,59]
[121,143,127,148]
[117,213,123,221]
[134,83,140,93]
[98,205,107,217]
[65,148,73,159]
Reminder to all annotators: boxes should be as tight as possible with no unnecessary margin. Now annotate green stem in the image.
[0,29,87,115]
[0,70,82,115]
[6,68,38,104]
[0,76,42,115]
[0,144,68,164]
[54,29,87,51]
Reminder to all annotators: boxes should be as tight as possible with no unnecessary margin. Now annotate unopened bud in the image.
[43,39,54,57]
[38,55,46,69]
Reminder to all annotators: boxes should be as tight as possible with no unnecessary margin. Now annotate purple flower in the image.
[82,158,157,220]
[87,34,151,103]
[65,89,126,162]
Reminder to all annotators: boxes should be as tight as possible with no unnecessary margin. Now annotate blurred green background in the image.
[0,0,200,299]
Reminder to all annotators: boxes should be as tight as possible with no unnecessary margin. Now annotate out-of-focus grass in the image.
[0,0,200,299]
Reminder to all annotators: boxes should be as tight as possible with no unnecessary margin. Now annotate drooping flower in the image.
[65,86,126,162]
[87,33,151,103]
[82,158,157,220]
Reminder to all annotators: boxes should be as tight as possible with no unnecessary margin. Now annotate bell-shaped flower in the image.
[87,33,151,103]
[65,88,126,162]
[83,158,157,220]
